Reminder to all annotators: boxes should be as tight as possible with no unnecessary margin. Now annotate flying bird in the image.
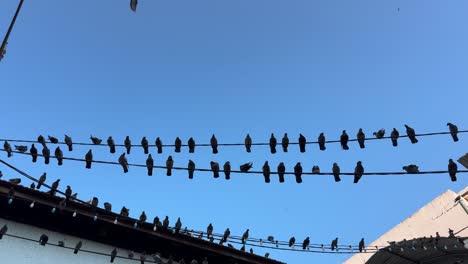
[263,161,271,183]
[188,160,195,179]
[404,125,418,144]
[402,164,419,174]
[110,248,117,263]
[140,211,147,223]
[130,0,137,12]
[166,156,173,176]
[64,135,73,151]
[318,133,326,151]
[269,133,277,154]
[282,133,289,152]
[240,162,253,172]
[163,216,169,229]
[146,154,154,176]
[210,134,218,154]
[207,223,213,238]
[42,145,50,164]
[448,159,458,182]
[188,137,196,153]
[37,173,46,190]
[74,241,82,254]
[124,136,131,154]
[156,137,163,154]
[359,238,365,252]
[373,129,385,139]
[357,129,365,149]
[447,123,459,142]
[223,161,231,180]
[30,144,38,162]
[298,134,306,153]
[242,229,249,244]
[118,153,129,173]
[390,128,399,147]
[90,135,102,145]
[294,162,303,183]
[340,130,349,150]
[210,161,220,178]
[48,135,59,144]
[174,137,182,153]
[244,134,252,153]
[141,137,149,154]
[302,237,310,250]
[289,237,296,247]
[277,162,285,183]
[54,147,63,166]
[331,238,338,251]
[37,135,46,146]
[332,163,341,182]
[107,136,116,153]
[4,141,12,157]
[14,145,27,153]
[354,161,364,183]
[85,150,93,169]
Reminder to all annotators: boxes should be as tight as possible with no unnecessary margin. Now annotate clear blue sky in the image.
[1,0,467,263]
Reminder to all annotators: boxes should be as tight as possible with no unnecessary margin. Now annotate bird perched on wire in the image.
[263,161,271,183]
[174,137,182,153]
[340,130,349,150]
[166,156,173,176]
[242,229,249,244]
[244,134,252,153]
[54,147,63,166]
[223,161,231,180]
[74,241,82,254]
[49,179,60,196]
[64,135,73,151]
[240,162,253,172]
[267,236,274,242]
[146,154,153,176]
[163,216,170,229]
[298,134,307,153]
[130,0,137,12]
[155,137,163,154]
[118,153,129,173]
[447,122,459,142]
[282,133,289,152]
[302,237,310,250]
[124,136,131,154]
[359,238,365,252]
[42,145,50,164]
[188,137,196,153]
[373,129,385,139]
[312,166,320,174]
[175,217,182,233]
[404,125,418,144]
[3,141,12,157]
[354,161,364,183]
[357,129,366,149]
[331,238,338,251]
[269,133,277,154]
[210,134,218,154]
[139,211,147,223]
[294,162,303,184]
[106,136,116,154]
[289,237,296,247]
[207,224,213,239]
[210,161,220,178]
[141,137,149,154]
[90,135,102,145]
[65,185,72,201]
[48,135,59,144]
[37,173,46,190]
[85,150,93,169]
[30,144,38,162]
[223,228,231,242]
[14,145,27,153]
[390,128,399,147]
[188,160,195,179]
[37,135,46,146]
[277,162,286,183]
[448,159,458,182]
[402,164,419,174]
[104,202,112,211]
[318,133,326,151]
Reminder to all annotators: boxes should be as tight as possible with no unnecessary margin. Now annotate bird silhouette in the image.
[175,217,182,233]
[85,150,93,169]
[210,135,218,154]
[359,238,365,252]
[298,134,306,153]
[242,229,249,244]
[354,161,364,183]
[14,145,27,153]
[50,179,60,196]
[130,0,137,12]
[262,161,271,183]
[447,123,459,142]
[294,162,303,183]
[120,206,129,217]
[282,133,289,152]
[405,125,418,144]
[90,135,102,145]
[223,161,231,180]
[39,234,48,246]
[240,162,253,172]
[402,165,419,174]
[3,141,12,157]
[107,136,116,153]
[210,161,220,178]
[166,156,173,176]
[146,154,153,176]
[163,216,169,229]
[104,202,112,211]
[30,183,35,189]
[244,134,252,153]
[124,136,131,154]
[289,237,296,247]
[390,128,399,147]
[373,129,385,139]
[42,145,50,164]
[332,163,341,182]
[302,237,310,250]
[277,162,286,183]
[312,166,320,174]
[74,241,82,254]
[223,228,230,242]
[207,224,213,239]
[188,160,195,179]
[141,137,149,154]
[155,137,163,154]
[318,133,326,151]
[331,238,338,251]
[64,135,73,151]
[30,144,38,162]
[65,185,72,201]
[91,197,99,207]
[174,137,182,153]
[188,137,196,153]
[54,147,63,166]
[48,135,59,144]
[448,159,458,182]
[357,129,365,149]
[340,130,349,150]
[118,153,128,173]
[269,133,277,154]
[140,211,147,223]
[8,178,21,184]
[37,173,46,190]
[110,248,117,263]
[37,135,46,146]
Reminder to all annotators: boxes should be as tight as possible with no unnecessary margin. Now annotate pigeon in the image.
[311,165,320,174]
[298,134,306,153]
[65,185,72,200]
[302,237,310,250]
[242,229,249,244]
[354,161,364,183]
[124,136,131,154]
[357,129,365,149]
[269,133,277,154]
[90,135,102,145]
[332,163,341,182]
[141,137,149,154]
[104,202,112,211]
[174,137,182,153]
[240,245,245,252]
[373,129,385,139]
[277,162,286,183]
[37,173,46,190]
[262,161,271,183]
[8,178,21,184]
[402,165,419,174]
[265,253,270,258]
[120,206,130,217]
[318,133,326,151]
[42,145,50,164]
[249,248,253,254]
[48,135,59,144]
[140,211,147,223]
[282,133,289,152]
[85,150,93,169]
[163,216,169,229]
[153,216,162,227]
[50,179,60,196]
[223,228,230,242]
[359,238,365,252]
[30,183,35,189]
[447,123,459,142]
[289,237,296,247]
[110,248,117,262]
[91,197,99,207]
[188,137,196,153]
[155,137,163,154]
[244,134,252,153]
[107,136,116,153]
[118,153,128,173]
[54,147,63,166]
[74,241,82,254]
[64,135,73,151]
[210,134,218,154]
[210,161,220,178]
[223,161,231,180]
[166,156,173,176]
[188,160,195,179]
[146,154,153,176]
[30,144,38,162]
[130,0,137,12]
[39,234,49,246]
[175,217,182,233]
[340,130,349,150]
[4,141,12,157]
[331,238,338,251]
[38,135,46,146]
[294,162,303,184]
[240,162,253,172]
[267,236,274,242]
[390,128,399,147]
[405,125,418,144]
[448,159,458,182]
[207,223,213,238]
[14,145,27,153]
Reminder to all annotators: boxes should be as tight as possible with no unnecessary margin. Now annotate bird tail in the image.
[452,135,459,142]
[37,183,42,189]
[279,175,284,183]
[359,142,365,149]
[212,148,218,154]
[451,175,457,182]
[334,175,341,182]
[126,149,131,155]
[68,145,72,151]
[188,171,194,179]
[343,145,349,150]
[45,158,49,165]
[157,148,162,154]
[74,249,78,254]
[411,137,418,144]
[167,169,172,176]
[320,145,326,151]
[296,176,302,184]
[283,146,288,152]
[7,152,12,157]
[32,156,37,163]
[123,166,128,173]
[354,176,361,183]
[110,146,115,153]
[213,172,219,178]
[147,168,153,176]
[271,147,276,154]
[392,139,398,147]
[86,162,91,169]
[246,147,251,153]
[58,160,62,166]
[144,148,149,154]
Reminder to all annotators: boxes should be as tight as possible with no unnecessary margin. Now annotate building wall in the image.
[0,217,170,264]
[344,188,468,264]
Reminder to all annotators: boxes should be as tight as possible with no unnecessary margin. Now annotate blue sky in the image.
[1,0,467,263]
